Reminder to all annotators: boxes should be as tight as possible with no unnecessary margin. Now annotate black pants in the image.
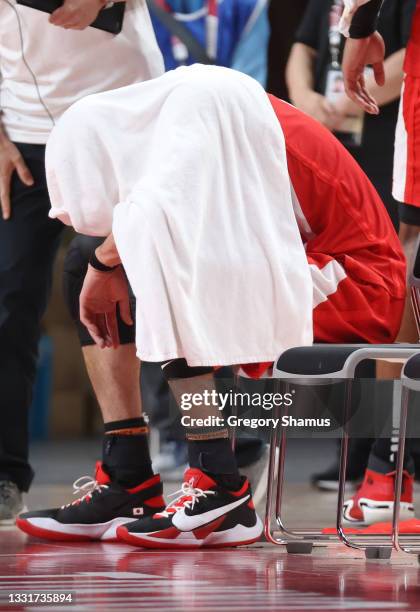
[0,143,63,491]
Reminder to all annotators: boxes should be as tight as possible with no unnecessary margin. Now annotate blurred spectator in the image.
[0,0,163,524]
[148,0,269,85]
[286,0,415,228]
[267,0,308,98]
[285,0,414,491]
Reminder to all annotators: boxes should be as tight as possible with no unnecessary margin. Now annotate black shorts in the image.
[399,202,420,226]
[64,235,136,346]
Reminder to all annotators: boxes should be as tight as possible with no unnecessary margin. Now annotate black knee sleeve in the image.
[63,235,136,347]
[161,358,214,380]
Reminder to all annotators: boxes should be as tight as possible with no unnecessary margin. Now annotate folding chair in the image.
[390,353,420,559]
[265,237,420,560]
[392,236,420,558]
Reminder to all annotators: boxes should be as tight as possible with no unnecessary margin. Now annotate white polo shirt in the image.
[0,0,164,143]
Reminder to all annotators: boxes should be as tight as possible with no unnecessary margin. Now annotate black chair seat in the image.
[403,352,420,379]
[276,344,417,376]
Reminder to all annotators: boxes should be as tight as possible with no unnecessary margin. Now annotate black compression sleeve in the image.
[349,0,383,38]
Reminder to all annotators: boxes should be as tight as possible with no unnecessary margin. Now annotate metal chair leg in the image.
[392,386,417,554]
[336,381,361,551]
[334,381,392,557]
[264,411,285,545]
[265,382,339,550]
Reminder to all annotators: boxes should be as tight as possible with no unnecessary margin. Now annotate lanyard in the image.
[328,0,344,67]
[207,0,218,60]
[157,0,219,63]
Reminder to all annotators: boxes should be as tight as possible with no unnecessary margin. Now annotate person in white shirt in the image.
[0,0,163,523]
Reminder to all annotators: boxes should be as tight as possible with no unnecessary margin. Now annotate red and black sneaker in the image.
[116,467,263,549]
[16,462,165,542]
[342,468,414,526]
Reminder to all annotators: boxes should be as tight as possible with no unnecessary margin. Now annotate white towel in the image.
[46,65,313,366]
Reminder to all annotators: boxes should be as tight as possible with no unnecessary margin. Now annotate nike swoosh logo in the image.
[172,495,250,531]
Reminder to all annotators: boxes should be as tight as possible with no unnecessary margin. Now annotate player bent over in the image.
[17,66,405,548]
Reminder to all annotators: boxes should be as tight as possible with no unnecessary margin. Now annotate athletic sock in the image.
[102,416,154,487]
[188,438,241,490]
[104,417,148,436]
[161,359,242,490]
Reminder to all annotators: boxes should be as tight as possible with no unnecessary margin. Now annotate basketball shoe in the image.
[117,467,263,549]
[342,468,414,526]
[16,462,165,541]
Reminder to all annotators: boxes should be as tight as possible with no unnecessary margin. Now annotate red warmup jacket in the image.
[241,95,406,379]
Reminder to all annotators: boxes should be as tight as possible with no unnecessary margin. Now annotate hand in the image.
[79,263,133,349]
[293,91,338,130]
[342,31,385,114]
[49,0,105,30]
[0,138,34,220]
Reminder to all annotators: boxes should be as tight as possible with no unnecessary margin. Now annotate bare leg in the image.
[162,361,240,484]
[376,222,420,380]
[82,342,141,423]
[80,342,155,485]
[372,222,420,472]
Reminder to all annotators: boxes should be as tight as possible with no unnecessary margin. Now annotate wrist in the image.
[349,0,382,39]
[91,247,121,271]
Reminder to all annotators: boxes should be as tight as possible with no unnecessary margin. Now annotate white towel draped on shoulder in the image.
[46,65,313,366]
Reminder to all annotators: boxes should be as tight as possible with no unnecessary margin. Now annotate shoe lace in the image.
[61,476,109,509]
[156,479,215,518]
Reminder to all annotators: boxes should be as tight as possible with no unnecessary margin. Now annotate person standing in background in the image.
[0,0,163,524]
[267,0,309,98]
[337,0,420,527]
[285,0,414,492]
[148,0,269,85]
[286,0,414,228]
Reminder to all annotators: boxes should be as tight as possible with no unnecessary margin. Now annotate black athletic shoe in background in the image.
[117,467,263,549]
[16,462,165,542]
[311,463,364,492]
[311,438,373,492]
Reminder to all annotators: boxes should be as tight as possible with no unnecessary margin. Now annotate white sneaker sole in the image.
[118,515,264,549]
[16,515,137,541]
[343,498,414,526]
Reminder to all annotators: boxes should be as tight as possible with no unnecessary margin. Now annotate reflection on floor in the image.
[0,528,419,611]
[1,439,419,610]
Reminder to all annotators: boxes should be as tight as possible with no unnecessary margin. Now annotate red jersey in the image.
[242,96,405,378]
[269,95,405,340]
[405,1,420,75]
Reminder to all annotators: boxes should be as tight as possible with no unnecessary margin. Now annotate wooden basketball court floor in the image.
[2,486,420,611]
[1,440,420,611]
